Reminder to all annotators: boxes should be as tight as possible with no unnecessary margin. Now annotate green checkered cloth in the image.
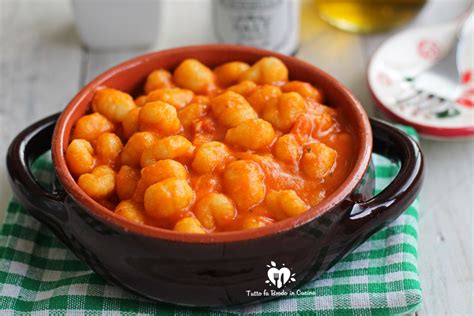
[0,127,422,315]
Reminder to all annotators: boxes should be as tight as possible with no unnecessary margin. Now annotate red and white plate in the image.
[368,13,474,139]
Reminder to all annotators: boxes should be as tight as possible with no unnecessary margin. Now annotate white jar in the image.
[213,0,300,55]
[71,0,161,50]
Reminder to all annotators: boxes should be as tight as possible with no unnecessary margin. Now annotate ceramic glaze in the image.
[7,45,424,307]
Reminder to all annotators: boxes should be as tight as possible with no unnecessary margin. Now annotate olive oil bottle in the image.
[314,0,426,33]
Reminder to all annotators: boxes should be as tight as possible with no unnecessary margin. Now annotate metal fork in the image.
[397,38,461,118]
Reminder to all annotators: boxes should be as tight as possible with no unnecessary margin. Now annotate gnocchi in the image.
[223,160,266,211]
[78,165,116,200]
[214,61,250,87]
[301,142,337,179]
[140,135,193,167]
[174,217,206,234]
[194,193,236,230]
[120,132,157,168]
[224,119,275,151]
[95,132,123,165]
[226,80,257,96]
[122,107,141,139]
[72,113,114,142]
[141,159,188,187]
[144,69,174,94]
[116,166,140,201]
[144,178,195,219]
[178,102,208,128]
[241,215,273,230]
[146,88,194,110]
[273,134,302,163]
[173,59,215,94]
[247,85,281,113]
[282,81,324,103]
[115,200,145,224]
[191,141,231,174]
[92,88,136,123]
[239,57,288,84]
[265,190,309,220]
[67,56,354,234]
[210,91,257,127]
[138,101,181,136]
[262,92,306,132]
[66,139,95,177]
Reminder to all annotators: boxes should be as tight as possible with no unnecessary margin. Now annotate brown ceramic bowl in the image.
[7,45,423,307]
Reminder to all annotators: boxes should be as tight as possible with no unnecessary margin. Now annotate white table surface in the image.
[0,0,473,314]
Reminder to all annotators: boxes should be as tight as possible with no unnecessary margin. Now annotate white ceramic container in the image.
[71,0,161,50]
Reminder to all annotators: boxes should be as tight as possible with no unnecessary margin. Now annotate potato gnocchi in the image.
[66,57,355,234]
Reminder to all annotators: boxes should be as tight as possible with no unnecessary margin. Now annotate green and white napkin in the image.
[0,127,422,315]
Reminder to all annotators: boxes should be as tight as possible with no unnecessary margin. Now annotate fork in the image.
[394,9,474,120]
[398,38,461,119]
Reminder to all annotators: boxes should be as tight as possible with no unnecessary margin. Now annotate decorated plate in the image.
[368,13,474,139]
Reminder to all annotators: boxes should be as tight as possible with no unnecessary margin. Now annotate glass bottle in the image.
[213,0,301,55]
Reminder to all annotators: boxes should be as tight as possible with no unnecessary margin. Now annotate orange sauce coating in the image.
[66,57,355,234]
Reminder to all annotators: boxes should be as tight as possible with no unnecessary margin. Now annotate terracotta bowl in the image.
[7,45,424,307]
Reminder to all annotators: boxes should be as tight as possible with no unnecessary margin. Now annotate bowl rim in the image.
[52,44,372,243]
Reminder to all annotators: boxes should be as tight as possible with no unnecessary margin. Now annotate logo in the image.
[265,261,296,289]
[246,261,315,297]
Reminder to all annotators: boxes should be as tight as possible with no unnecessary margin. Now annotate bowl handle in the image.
[346,118,424,236]
[6,113,70,243]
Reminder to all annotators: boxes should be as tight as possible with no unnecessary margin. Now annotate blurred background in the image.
[0,0,473,314]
